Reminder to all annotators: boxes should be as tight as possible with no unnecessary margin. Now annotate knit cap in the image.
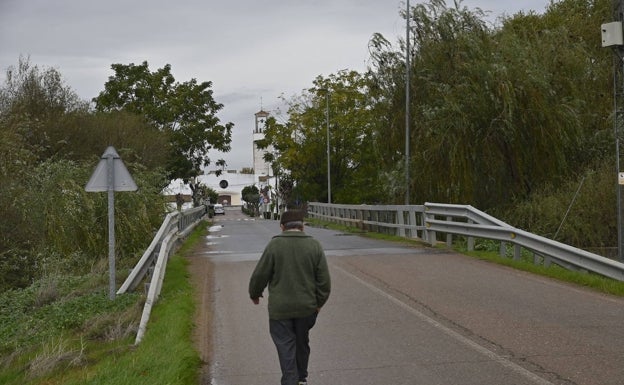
[280,210,305,226]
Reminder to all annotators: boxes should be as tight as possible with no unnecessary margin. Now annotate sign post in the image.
[86,146,137,299]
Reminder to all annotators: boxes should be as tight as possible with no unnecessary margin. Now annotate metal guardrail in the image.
[307,202,624,282]
[307,202,426,239]
[117,205,206,294]
[117,205,207,344]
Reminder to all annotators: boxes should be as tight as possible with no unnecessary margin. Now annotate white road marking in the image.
[333,264,555,385]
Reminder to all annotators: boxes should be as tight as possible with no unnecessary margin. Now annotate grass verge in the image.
[0,222,207,385]
[460,245,624,297]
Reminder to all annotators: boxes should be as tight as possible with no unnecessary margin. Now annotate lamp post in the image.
[326,91,331,203]
[405,0,411,205]
[319,88,331,203]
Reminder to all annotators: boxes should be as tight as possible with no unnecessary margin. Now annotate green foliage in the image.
[0,58,171,291]
[241,184,260,216]
[0,0,620,283]
[93,61,234,191]
[0,56,86,120]
[0,125,38,289]
[462,247,624,297]
[262,70,384,203]
[241,184,260,203]
[396,0,610,207]
[54,110,170,170]
[13,159,168,278]
[59,237,201,385]
[496,159,617,251]
[257,0,616,252]
[0,57,88,162]
[0,226,206,385]
[264,0,613,210]
[276,174,295,208]
[197,184,219,205]
[0,58,170,171]
[0,274,140,364]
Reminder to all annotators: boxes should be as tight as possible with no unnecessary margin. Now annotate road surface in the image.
[188,207,624,385]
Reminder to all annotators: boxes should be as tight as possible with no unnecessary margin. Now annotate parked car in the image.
[214,203,225,215]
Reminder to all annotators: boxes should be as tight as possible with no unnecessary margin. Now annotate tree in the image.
[93,61,233,202]
[241,184,260,216]
[276,174,295,209]
[0,56,86,119]
[260,70,383,203]
[366,0,612,208]
[0,58,173,290]
[196,184,218,205]
[0,56,89,162]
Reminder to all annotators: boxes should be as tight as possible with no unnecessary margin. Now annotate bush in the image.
[0,274,140,360]
[498,159,617,253]
[0,156,168,291]
[0,58,170,292]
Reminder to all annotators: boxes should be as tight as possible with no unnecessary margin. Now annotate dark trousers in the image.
[269,312,318,385]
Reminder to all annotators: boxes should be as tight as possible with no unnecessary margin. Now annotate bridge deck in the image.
[190,209,624,385]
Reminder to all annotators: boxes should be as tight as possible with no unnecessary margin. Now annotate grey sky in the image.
[0,0,549,170]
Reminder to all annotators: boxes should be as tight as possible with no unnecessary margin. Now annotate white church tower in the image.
[253,109,272,176]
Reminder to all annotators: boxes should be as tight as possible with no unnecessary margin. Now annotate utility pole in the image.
[617,0,624,261]
[317,88,332,203]
[602,0,624,260]
[405,0,411,205]
[326,90,331,204]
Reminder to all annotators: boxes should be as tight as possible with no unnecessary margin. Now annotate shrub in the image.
[498,159,617,254]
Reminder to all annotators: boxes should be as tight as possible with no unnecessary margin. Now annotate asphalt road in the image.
[201,207,624,385]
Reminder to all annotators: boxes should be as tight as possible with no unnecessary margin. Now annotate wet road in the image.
[198,207,624,385]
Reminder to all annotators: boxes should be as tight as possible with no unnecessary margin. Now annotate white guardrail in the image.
[307,202,624,282]
[117,205,207,344]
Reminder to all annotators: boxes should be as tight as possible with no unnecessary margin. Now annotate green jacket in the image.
[249,231,331,320]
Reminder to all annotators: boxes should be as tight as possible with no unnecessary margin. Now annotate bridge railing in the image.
[117,204,207,344]
[118,205,206,295]
[307,202,426,239]
[307,202,624,281]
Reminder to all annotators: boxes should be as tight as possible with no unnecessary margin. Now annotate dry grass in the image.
[28,337,86,379]
[83,305,141,342]
[33,278,60,308]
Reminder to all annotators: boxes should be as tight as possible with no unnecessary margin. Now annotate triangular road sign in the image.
[85,146,138,192]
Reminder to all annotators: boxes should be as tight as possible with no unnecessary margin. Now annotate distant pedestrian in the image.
[249,209,331,385]
[175,193,184,211]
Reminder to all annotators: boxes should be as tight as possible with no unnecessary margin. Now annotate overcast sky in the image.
[0,0,549,170]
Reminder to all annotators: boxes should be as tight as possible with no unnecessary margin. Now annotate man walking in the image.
[249,210,331,385]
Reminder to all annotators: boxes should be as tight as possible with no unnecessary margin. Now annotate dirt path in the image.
[187,246,214,385]
[187,210,241,384]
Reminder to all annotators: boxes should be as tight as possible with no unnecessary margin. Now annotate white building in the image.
[164,109,277,208]
[253,109,273,177]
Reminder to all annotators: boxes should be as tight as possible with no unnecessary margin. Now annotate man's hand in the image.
[251,297,260,305]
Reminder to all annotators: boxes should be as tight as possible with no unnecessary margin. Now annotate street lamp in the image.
[326,91,331,204]
[319,88,331,203]
[405,0,411,205]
